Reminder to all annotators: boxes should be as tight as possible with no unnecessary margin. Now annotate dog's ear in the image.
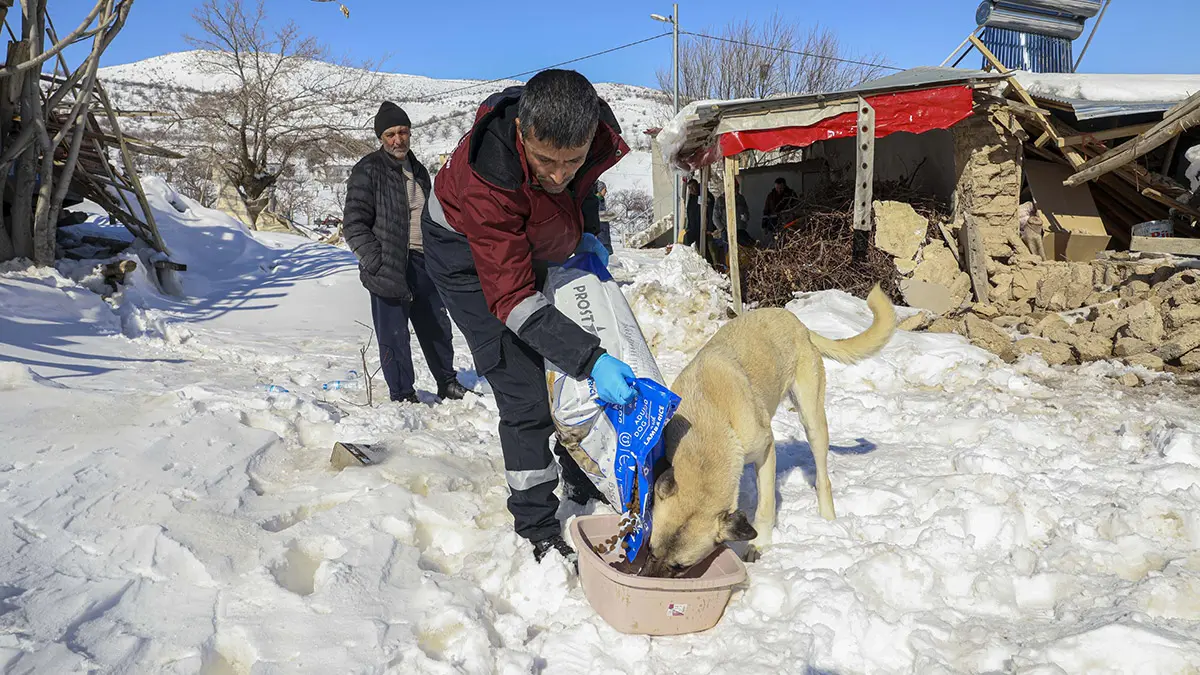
[720,510,757,542]
[654,467,677,501]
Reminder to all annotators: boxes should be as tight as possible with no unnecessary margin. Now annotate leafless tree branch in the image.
[172,0,382,227]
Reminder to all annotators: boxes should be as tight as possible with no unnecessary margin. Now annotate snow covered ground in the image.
[3,181,1200,674]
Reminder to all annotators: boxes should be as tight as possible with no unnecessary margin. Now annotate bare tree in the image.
[271,169,310,225]
[656,16,889,172]
[137,147,220,208]
[175,0,381,227]
[170,156,219,208]
[659,15,889,106]
[607,188,654,241]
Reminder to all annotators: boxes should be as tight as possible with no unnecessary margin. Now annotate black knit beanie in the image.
[374,101,411,138]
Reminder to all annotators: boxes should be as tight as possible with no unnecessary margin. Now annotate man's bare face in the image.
[381,125,411,160]
[517,120,590,195]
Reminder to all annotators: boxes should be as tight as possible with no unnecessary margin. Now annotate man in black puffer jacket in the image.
[343,102,469,404]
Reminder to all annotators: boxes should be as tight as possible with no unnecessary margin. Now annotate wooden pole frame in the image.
[698,164,710,260]
[852,96,875,262]
[724,155,742,314]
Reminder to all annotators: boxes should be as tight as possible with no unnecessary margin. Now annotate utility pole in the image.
[652,5,681,243]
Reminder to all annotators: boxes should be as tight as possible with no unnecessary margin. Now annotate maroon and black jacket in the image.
[424,86,629,378]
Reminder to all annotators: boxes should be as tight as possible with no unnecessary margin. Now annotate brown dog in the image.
[642,285,896,577]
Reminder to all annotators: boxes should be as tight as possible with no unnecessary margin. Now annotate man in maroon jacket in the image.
[421,69,637,567]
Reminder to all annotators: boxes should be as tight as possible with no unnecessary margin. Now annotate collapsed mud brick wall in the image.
[953,106,1023,259]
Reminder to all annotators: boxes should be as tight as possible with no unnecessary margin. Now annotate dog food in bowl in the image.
[569,514,746,635]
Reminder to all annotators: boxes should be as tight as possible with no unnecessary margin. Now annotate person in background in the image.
[762,176,799,238]
[342,101,470,404]
[712,176,750,264]
[683,178,714,249]
[587,179,614,255]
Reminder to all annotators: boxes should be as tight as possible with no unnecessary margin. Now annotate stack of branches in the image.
[1,0,140,265]
[741,180,950,308]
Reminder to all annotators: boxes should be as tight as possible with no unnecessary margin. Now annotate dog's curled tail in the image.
[807,284,897,365]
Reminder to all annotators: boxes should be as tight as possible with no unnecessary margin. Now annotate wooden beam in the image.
[1142,187,1200,221]
[724,155,742,315]
[1130,236,1200,257]
[1045,114,1185,195]
[94,82,169,254]
[970,33,1013,73]
[959,215,990,304]
[938,221,961,265]
[1064,91,1200,187]
[975,93,1053,120]
[1162,134,1181,176]
[1056,122,1157,149]
[970,35,1080,168]
[677,176,688,244]
[698,164,709,260]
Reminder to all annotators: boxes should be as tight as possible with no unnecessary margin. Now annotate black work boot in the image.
[391,392,420,404]
[532,534,578,570]
[436,380,472,401]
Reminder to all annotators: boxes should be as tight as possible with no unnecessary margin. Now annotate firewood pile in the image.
[741,181,951,308]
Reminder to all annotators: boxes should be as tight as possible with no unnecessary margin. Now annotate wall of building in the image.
[952,106,1023,257]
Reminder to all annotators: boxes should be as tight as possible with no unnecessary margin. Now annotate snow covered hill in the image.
[2,178,1200,672]
[98,51,663,197]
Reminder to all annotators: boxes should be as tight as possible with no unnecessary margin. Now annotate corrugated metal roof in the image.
[1069,100,1176,120]
[1029,90,1178,120]
[855,66,1002,90]
[1015,71,1200,120]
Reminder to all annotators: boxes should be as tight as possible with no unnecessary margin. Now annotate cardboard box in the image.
[1026,160,1111,262]
[1042,231,1110,263]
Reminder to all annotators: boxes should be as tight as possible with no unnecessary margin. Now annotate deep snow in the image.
[2,180,1200,674]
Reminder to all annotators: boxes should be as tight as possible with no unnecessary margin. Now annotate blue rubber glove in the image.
[576,232,610,268]
[590,354,637,406]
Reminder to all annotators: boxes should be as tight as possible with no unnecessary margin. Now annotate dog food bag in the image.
[544,253,681,560]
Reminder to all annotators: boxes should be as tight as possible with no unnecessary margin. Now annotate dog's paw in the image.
[742,545,762,563]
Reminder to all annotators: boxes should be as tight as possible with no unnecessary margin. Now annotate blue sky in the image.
[50,0,1197,88]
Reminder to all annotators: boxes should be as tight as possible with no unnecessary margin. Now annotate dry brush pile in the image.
[741,181,950,307]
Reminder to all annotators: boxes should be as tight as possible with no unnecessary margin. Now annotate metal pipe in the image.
[1073,0,1112,71]
[672,2,680,244]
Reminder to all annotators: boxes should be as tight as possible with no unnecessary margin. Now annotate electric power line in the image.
[407,29,902,131]
[681,30,903,72]
[413,33,673,103]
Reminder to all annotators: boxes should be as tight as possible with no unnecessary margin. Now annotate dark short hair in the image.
[775,178,787,185]
[518,69,600,148]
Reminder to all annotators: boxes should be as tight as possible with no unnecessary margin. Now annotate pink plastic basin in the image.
[569,514,747,636]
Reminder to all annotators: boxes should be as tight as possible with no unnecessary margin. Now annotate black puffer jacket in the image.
[342,148,431,300]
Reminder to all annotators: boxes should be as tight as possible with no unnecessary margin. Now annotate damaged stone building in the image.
[653,64,1200,375]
